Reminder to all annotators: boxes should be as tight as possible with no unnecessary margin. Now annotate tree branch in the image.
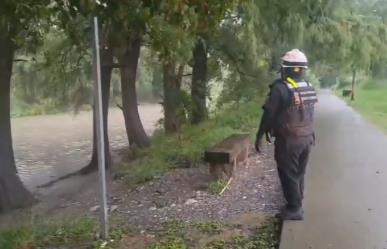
[219,46,257,79]
[14,59,29,62]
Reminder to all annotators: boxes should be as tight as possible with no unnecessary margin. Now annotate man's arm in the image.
[255,84,283,150]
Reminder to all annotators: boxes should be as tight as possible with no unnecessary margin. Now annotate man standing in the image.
[255,49,318,220]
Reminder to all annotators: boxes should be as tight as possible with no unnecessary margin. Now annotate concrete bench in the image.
[204,134,251,180]
[342,89,352,97]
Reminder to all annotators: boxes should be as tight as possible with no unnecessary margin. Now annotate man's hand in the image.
[255,137,263,153]
[265,132,272,144]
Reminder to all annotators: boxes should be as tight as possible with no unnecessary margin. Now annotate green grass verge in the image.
[0,217,131,249]
[200,219,280,249]
[0,217,280,249]
[341,79,387,131]
[148,218,281,249]
[118,100,263,186]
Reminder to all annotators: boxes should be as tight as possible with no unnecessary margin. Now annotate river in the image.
[11,104,163,189]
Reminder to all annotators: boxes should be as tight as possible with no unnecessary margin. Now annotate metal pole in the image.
[92,16,109,239]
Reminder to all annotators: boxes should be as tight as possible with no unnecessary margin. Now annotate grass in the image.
[192,221,224,235]
[147,218,281,249]
[118,100,263,186]
[208,179,229,195]
[147,238,187,249]
[0,217,280,249]
[0,217,131,249]
[209,219,280,249]
[342,79,387,131]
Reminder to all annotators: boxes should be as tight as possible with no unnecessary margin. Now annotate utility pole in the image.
[351,68,356,101]
[92,16,109,239]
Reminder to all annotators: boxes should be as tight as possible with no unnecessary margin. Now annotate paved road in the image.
[280,91,387,249]
[12,104,162,189]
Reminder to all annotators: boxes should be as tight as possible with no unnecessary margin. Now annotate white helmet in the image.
[281,49,308,68]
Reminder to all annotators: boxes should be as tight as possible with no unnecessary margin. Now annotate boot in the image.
[280,206,304,221]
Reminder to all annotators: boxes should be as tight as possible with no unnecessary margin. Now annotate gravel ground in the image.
[108,147,283,231]
[27,145,282,233]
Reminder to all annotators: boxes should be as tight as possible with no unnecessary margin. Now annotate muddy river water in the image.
[11,104,162,189]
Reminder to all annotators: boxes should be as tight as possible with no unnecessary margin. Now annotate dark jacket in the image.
[256,78,317,140]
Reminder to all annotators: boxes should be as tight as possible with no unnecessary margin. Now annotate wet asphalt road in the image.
[12,105,162,190]
[280,90,387,249]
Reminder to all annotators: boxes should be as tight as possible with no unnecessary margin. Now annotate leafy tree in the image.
[148,1,243,131]
[147,1,196,132]
[190,1,241,124]
[52,3,114,172]
[12,28,93,116]
[53,0,154,172]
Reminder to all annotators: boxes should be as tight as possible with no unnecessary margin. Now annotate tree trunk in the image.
[118,39,150,148]
[191,39,208,124]
[163,62,185,133]
[0,32,35,213]
[80,48,114,174]
[351,68,356,101]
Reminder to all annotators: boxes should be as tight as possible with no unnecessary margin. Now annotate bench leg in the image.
[243,147,250,166]
[209,146,252,180]
[210,164,225,180]
[224,158,237,178]
[224,163,233,178]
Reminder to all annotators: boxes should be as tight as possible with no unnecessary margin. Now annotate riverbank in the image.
[1,99,283,249]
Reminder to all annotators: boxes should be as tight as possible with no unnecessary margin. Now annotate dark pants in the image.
[274,135,314,210]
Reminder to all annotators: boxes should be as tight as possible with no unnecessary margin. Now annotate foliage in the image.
[0,216,133,249]
[11,27,92,116]
[346,79,387,131]
[147,218,280,249]
[204,240,227,249]
[192,221,224,235]
[117,99,263,186]
[204,218,280,249]
[208,179,229,195]
[148,238,187,249]
[9,0,387,116]
[0,215,280,249]
[11,98,63,117]
[0,0,52,50]
[148,0,241,63]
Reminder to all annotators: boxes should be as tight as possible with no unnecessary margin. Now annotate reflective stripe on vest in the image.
[285,78,318,105]
[286,81,310,89]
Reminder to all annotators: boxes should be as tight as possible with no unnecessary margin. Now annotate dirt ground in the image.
[0,140,282,249]
[17,145,283,233]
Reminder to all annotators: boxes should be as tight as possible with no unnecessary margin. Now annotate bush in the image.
[337,78,351,89]
[118,99,263,186]
[11,98,66,117]
[361,79,386,90]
